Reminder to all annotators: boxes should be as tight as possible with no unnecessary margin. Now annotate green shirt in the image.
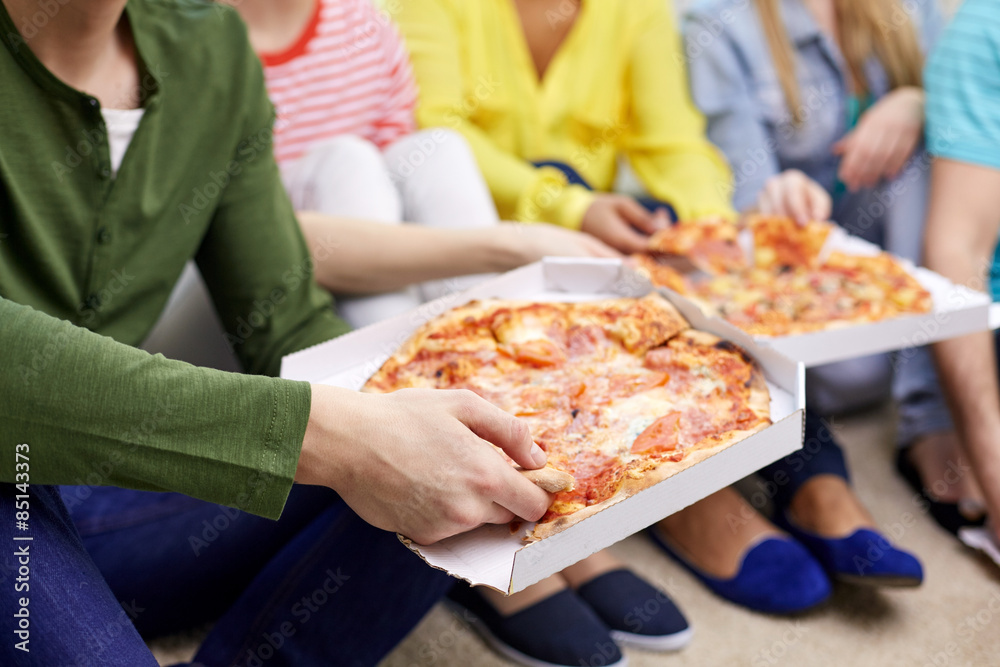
[0,0,350,518]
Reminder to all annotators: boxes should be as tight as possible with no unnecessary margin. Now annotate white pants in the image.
[282,129,500,328]
[141,263,242,371]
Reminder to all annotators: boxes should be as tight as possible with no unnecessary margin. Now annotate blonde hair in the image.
[755,0,925,124]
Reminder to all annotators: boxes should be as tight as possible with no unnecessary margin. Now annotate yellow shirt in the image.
[393,0,736,228]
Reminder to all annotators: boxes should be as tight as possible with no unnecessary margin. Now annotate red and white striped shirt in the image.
[260,0,418,169]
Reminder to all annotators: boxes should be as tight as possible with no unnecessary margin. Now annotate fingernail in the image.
[530,443,548,467]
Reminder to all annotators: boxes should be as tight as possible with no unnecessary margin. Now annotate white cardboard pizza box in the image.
[281,258,805,594]
[990,302,1000,330]
[643,231,994,367]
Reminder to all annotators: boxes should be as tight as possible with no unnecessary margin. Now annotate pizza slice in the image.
[749,216,832,270]
[631,254,691,294]
[647,218,746,275]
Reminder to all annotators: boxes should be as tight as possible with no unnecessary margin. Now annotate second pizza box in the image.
[639,231,993,367]
[281,258,805,594]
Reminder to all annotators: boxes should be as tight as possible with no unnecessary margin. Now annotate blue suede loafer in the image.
[775,512,924,587]
[576,569,692,651]
[649,528,831,614]
[447,584,627,667]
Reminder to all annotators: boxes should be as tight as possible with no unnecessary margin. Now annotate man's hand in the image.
[833,86,925,192]
[580,194,670,254]
[297,385,553,545]
[755,169,832,224]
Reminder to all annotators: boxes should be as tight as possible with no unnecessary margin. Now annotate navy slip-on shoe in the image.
[896,447,986,536]
[775,511,924,588]
[648,528,831,614]
[447,584,627,667]
[575,569,692,652]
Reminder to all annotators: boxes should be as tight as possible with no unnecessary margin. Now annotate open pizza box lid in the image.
[281,258,805,594]
[643,231,994,367]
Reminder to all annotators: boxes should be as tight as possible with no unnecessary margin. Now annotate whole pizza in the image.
[363,294,771,541]
[634,217,933,337]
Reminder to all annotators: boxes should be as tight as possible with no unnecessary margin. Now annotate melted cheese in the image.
[364,296,769,525]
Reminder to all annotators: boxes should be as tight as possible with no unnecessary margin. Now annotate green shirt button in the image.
[100,167,111,179]
[96,227,111,244]
[85,293,101,310]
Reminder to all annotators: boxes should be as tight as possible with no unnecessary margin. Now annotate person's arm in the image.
[0,296,308,518]
[924,160,1000,541]
[391,0,594,230]
[922,0,1000,539]
[297,213,618,294]
[0,296,552,538]
[832,87,925,192]
[624,0,736,223]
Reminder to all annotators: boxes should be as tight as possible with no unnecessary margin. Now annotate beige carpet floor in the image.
[150,403,1000,666]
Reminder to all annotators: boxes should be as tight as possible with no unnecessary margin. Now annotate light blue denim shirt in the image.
[682,0,943,212]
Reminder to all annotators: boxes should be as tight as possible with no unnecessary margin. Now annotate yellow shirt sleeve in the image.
[393,0,594,229]
[623,0,737,222]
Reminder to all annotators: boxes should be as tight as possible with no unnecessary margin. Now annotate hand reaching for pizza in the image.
[755,169,832,225]
[832,86,925,192]
[581,194,670,254]
[296,385,553,545]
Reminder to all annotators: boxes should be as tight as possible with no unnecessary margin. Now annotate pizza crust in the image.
[517,466,576,493]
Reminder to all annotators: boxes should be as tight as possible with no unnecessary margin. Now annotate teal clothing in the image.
[925,0,1000,300]
[0,0,350,518]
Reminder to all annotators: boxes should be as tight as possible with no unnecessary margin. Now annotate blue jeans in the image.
[757,411,850,510]
[894,331,1000,448]
[1,483,453,666]
[532,160,678,221]
[831,149,957,444]
[0,483,156,667]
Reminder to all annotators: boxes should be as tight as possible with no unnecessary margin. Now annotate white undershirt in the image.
[102,107,145,177]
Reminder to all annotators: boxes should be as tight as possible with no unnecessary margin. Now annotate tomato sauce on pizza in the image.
[636,217,933,337]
